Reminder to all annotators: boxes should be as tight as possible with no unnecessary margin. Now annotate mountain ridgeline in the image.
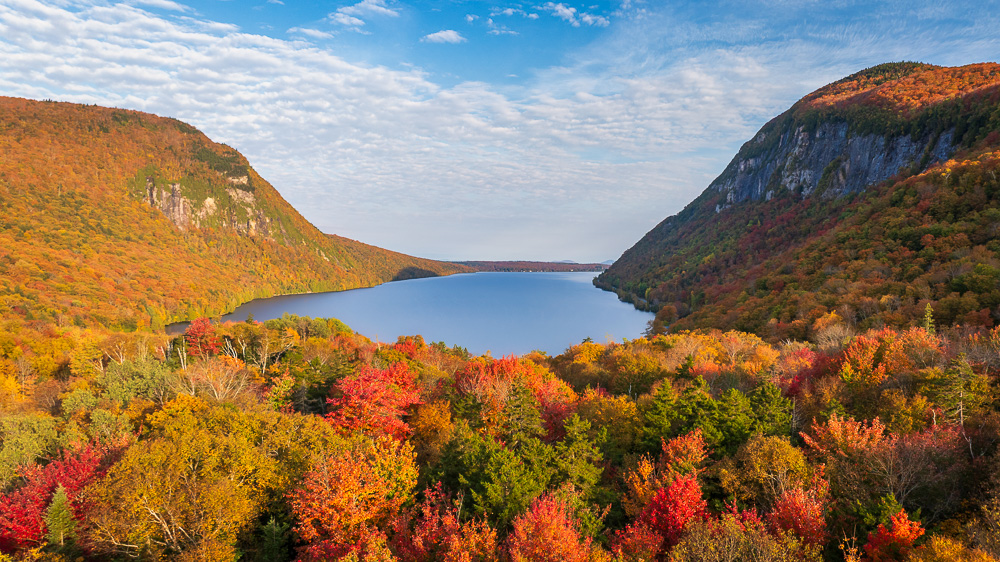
[0,97,469,330]
[598,62,1000,340]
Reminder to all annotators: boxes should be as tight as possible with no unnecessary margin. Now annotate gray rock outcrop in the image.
[711,122,955,212]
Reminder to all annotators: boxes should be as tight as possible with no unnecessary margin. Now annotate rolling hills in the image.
[0,97,469,331]
[597,62,1000,340]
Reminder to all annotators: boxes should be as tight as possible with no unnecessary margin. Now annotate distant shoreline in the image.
[454,260,609,272]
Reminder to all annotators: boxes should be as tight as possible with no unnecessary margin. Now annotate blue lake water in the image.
[216,272,653,356]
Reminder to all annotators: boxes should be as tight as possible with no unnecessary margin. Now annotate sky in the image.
[1,1,1000,262]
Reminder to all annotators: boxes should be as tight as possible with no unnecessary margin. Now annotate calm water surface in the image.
[218,272,652,356]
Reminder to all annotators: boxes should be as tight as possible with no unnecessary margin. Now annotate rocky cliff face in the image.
[144,175,280,239]
[712,123,955,212]
[146,177,192,229]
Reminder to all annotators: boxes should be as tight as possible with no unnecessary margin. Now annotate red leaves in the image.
[392,335,426,360]
[623,430,708,520]
[288,437,417,560]
[611,522,664,562]
[391,483,498,562]
[184,317,220,359]
[768,486,828,547]
[453,356,576,441]
[863,508,924,562]
[638,473,708,550]
[326,363,421,440]
[657,429,708,480]
[508,493,592,562]
[0,445,106,552]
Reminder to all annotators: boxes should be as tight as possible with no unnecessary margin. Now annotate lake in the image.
[214,272,652,356]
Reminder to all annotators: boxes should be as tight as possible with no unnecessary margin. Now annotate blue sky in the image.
[1,0,999,262]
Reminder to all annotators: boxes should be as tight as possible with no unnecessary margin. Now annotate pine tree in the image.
[257,516,291,562]
[44,484,76,548]
[642,380,679,453]
[923,303,936,335]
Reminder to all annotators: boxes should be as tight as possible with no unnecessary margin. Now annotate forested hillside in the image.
[598,63,1000,340]
[1,315,999,560]
[0,97,468,331]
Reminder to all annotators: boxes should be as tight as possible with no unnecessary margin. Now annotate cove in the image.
[213,271,652,356]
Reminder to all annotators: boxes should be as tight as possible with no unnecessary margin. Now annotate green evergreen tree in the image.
[747,381,793,437]
[641,379,680,453]
[715,389,754,455]
[45,484,76,548]
[672,376,722,449]
[552,415,604,497]
[256,516,291,562]
[501,382,544,446]
[435,422,552,530]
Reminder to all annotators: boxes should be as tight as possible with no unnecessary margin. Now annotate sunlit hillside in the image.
[0,97,469,330]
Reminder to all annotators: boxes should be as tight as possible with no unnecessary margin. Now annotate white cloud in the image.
[267,0,284,4]
[421,29,465,43]
[542,2,608,27]
[329,12,364,28]
[329,0,398,31]
[543,2,579,25]
[338,0,398,18]
[490,7,538,18]
[288,27,333,39]
[487,18,518,36]
[465,14,478,22]
[127,0,191,12]
[580,13,609,26]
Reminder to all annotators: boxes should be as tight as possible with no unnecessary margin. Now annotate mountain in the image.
[0,97,469,330]
[597,62,1000,340]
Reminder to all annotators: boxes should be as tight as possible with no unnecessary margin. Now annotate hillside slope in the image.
[597,62,1000,339]
[0,97,469,330]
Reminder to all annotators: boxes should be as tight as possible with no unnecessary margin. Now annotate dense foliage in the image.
[1,314,999,560]
[598,63,1000,340]
[0,97,468,330]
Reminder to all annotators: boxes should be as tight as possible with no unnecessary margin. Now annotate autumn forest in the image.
[3,63,1000,562]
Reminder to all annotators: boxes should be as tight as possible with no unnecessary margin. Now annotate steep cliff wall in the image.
[712,123,955,211]
[598,62,1000,337]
